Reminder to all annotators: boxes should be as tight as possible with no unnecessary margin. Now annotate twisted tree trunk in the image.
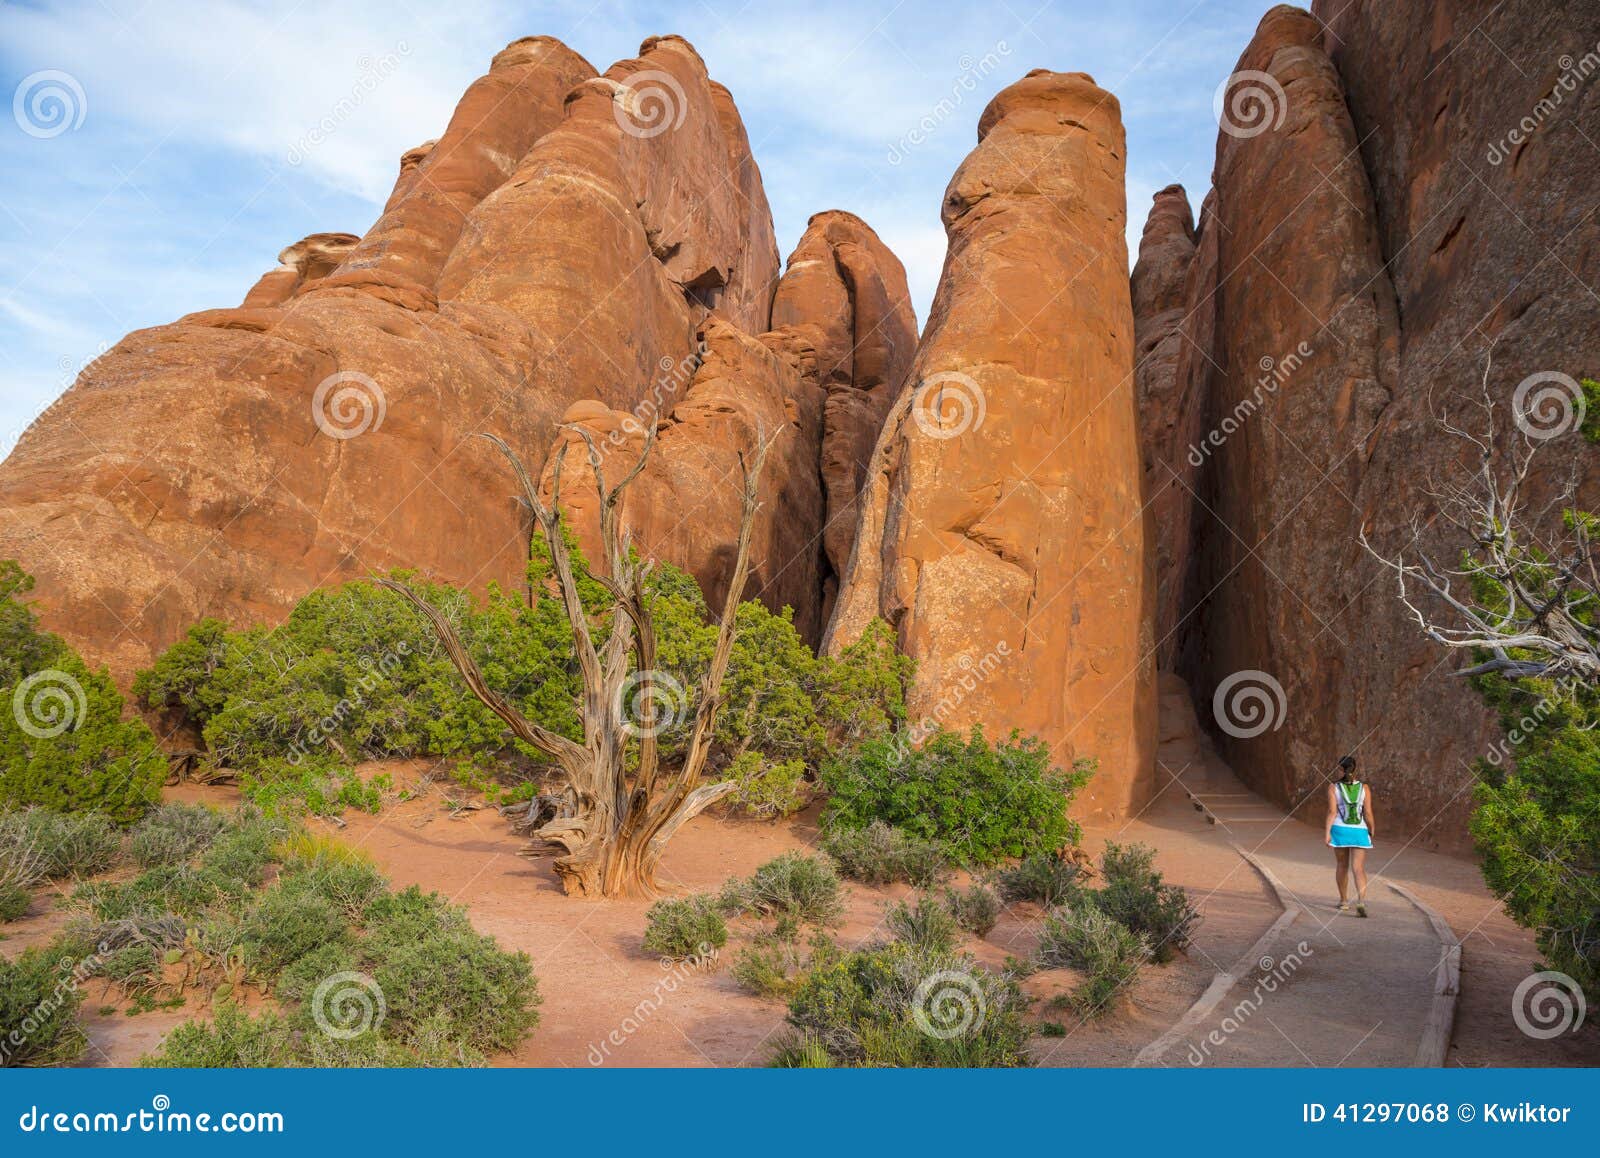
[381,425,773,898]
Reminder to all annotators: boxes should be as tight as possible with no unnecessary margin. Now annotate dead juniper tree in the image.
[1359,355,1599,685]
[381,424,773,899]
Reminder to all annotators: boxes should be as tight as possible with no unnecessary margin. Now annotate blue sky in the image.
[0,0,1279,457]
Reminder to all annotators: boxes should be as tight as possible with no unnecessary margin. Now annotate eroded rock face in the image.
[1177,5,1401,833]
[544,212,915,645]
[240,233,361,307]
[769,210,918,619]
[0,36,796,680]
[1140,2,1600,850]
[540,316,827,640]
[1130,185,1197,671]
[827,70,1156,820]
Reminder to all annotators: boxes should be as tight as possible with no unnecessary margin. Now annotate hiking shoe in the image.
[1337,902,1350,913]
[1356,902,1368,918]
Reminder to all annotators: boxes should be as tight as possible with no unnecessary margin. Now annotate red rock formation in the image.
[1134,2,1600,850]
[311,37,595,311]
[0,36,797,681]
[541,316,826,639]
[1130,186,1197,671]
[1181,3,1401,827]
[545,212,915,645]
[240,233,360,307]
[768,210,918,619]
[828,70,1156,820]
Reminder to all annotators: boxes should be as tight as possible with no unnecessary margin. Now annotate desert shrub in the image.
[642,895,727,961]
[237,885,349,979]
[73,864,219,923]
[130,802,230,868]
[1092,842,1199,963]
[781,941,1029,1067]
[814,619,915,746]
[0,825,45,921]
[0,882,30,922]
[768,1033,834,1068]
[820,726,1092,864]
[731,944,797,998]
[886,894,959,953]
[138,543,911,817]
[943,883,1001,938]
[275,829,376,870]
[1470,663,1600,1005]
[996,849,1086,907]
[721,853,844,926]
[0,572,162,821]
[0,564,164,821]
[136,845,539,1066]
[1037,904,1149,1019]
[141,1002,298,1069]
[1,808,121,879]
[362,886,540,1055]
[718,753,810,820]
[0,946,88,1066]
[821,821,949,886]
[731,927,839,999]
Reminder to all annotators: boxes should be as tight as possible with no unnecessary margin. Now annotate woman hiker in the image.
[1324,754,1375,916]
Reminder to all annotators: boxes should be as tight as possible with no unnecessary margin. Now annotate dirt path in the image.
[1127,674,1598,1068]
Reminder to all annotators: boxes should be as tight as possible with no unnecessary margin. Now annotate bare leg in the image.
[1351,849,1368,902]
[1334,848,1350,906]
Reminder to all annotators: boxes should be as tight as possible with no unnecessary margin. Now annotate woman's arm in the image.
[1363,787,1376,839]
[1325,784,1337,844]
